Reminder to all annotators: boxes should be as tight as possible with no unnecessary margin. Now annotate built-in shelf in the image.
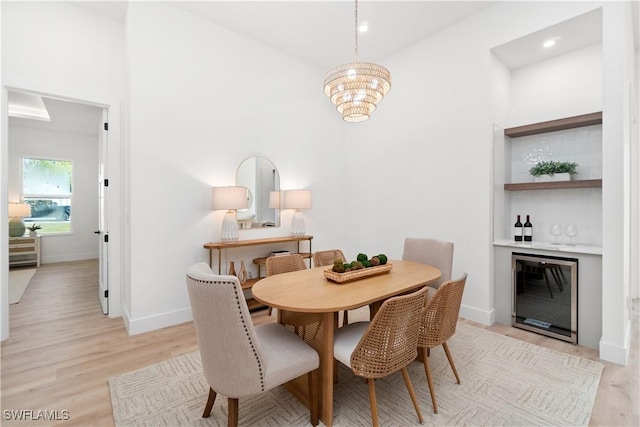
[504,179,602,191]
[504,111,602,138]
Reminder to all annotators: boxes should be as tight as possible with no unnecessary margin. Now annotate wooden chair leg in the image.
[202,387,217,418]
[442,342,461,384]
[367,378,379,427]
[421,347,438,414]
[308,369,319,426]
[401,367,424,424]
[342,310,349,326]
[227,397,239,427]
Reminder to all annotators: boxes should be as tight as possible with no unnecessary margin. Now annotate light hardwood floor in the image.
[1,260,638,426]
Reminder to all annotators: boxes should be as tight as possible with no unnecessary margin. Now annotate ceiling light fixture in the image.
[323,0,391,123]
[543,38,558,48]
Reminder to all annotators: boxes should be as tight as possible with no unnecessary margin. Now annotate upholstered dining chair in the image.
[313,249,351,326]
[333,287,428,427]
[402,237,454,289]
[186,263,319,427]
[418,273,467,414]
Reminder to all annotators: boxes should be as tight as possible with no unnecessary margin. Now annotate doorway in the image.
[5,90,109,318]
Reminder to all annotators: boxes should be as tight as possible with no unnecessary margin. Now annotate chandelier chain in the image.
[354,0,359,62]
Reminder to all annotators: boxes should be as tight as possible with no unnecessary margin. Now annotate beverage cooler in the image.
[512,253,578,344]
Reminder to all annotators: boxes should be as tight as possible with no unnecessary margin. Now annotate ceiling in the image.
[10,1,630,135]
[8,94,103,136]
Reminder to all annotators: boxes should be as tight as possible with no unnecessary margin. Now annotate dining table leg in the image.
[321,311,335,427]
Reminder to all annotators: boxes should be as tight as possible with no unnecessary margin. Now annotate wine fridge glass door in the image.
[511,252,578,344]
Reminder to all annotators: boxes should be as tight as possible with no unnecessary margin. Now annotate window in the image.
[22,157,73,234]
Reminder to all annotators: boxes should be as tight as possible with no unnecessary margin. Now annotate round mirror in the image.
[236,157,280,228]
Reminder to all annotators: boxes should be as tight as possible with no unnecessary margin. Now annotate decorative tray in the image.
[323,263,393,284]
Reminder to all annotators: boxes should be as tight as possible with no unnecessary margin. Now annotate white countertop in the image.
[493,239,602,255]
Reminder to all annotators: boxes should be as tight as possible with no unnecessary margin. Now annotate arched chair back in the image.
[402,237,454,288]
[186,263,319,426]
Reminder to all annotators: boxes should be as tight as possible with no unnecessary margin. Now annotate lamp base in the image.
[290,211,306,237]
[9,217,26,237]
[220,211,239,243]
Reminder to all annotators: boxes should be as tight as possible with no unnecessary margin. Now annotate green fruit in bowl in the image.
[356,253,368,262]
[377,254,388,265]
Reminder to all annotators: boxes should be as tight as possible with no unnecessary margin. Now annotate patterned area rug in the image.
[109,322,603,426]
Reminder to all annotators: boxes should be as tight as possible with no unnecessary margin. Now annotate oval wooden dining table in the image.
[252,260,441,427]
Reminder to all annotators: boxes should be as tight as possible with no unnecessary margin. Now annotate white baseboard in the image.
[599,326,631,366]
[42,252,98,264]
[126,307,193,335]
[460,304,494,325]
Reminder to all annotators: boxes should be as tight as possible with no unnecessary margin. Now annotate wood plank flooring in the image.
[1,260,638,426]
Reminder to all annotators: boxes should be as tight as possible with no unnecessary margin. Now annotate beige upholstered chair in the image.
[313,249,351,326]
[333,287,428,427]
[313,249,346,268]
[186,263,319,427]
[418,273,467,414]
[402,237,454,289]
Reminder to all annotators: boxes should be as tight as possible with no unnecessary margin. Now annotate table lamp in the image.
[8,203,31,237]
[268,191,281,209]
[212,186,249,243]
[283,189,312,237]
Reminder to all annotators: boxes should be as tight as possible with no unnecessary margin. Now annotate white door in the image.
[97,109,109,314]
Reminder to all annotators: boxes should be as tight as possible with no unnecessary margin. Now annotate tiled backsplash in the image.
[509,188,602,245]
[510,124,602,183]
[506,124,603,246]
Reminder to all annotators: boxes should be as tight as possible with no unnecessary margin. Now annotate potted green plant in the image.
[27,223,42,237]
[529,161,578,182]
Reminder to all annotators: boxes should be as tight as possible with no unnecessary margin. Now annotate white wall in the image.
[510,44,603,126]
[8,125,99,262]
[124,2,346,333]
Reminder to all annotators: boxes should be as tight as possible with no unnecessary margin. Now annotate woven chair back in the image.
[266,253,307,276]
[313,249,346,267]
[418,273,467,348]
[350,287,428,379]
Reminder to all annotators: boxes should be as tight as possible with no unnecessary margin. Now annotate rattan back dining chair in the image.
[186,262,319,427]
[418,273,467,414]
[313,249,346,268]
[313,249,351,326]
[402,237,454,289]
[265,254,323,336]
[265,254,307,317]
[333,286,428,427]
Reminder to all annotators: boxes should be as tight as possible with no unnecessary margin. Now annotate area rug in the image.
[109,322,604,427]
[9,268,36,304]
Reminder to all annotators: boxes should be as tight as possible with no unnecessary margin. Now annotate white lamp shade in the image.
[283,189,312,210]
[8,203,31,218]
[268,191,281,209]
[212,186,249,211]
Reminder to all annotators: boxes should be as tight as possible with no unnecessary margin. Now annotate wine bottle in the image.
[514,215,523,242]
[524,215,533,242]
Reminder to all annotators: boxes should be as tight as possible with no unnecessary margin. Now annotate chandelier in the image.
[323,0,391,123]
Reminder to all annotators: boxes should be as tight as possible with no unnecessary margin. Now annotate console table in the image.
[203,235,313,310]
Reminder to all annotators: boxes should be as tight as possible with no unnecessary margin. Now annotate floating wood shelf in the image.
[504,179,602,191]
[504,112,602,138]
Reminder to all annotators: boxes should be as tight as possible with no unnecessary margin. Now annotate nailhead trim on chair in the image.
[201,277,266,392]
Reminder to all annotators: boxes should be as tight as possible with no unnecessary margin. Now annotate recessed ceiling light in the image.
[359,22,368,33]
[543,37,561,48]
